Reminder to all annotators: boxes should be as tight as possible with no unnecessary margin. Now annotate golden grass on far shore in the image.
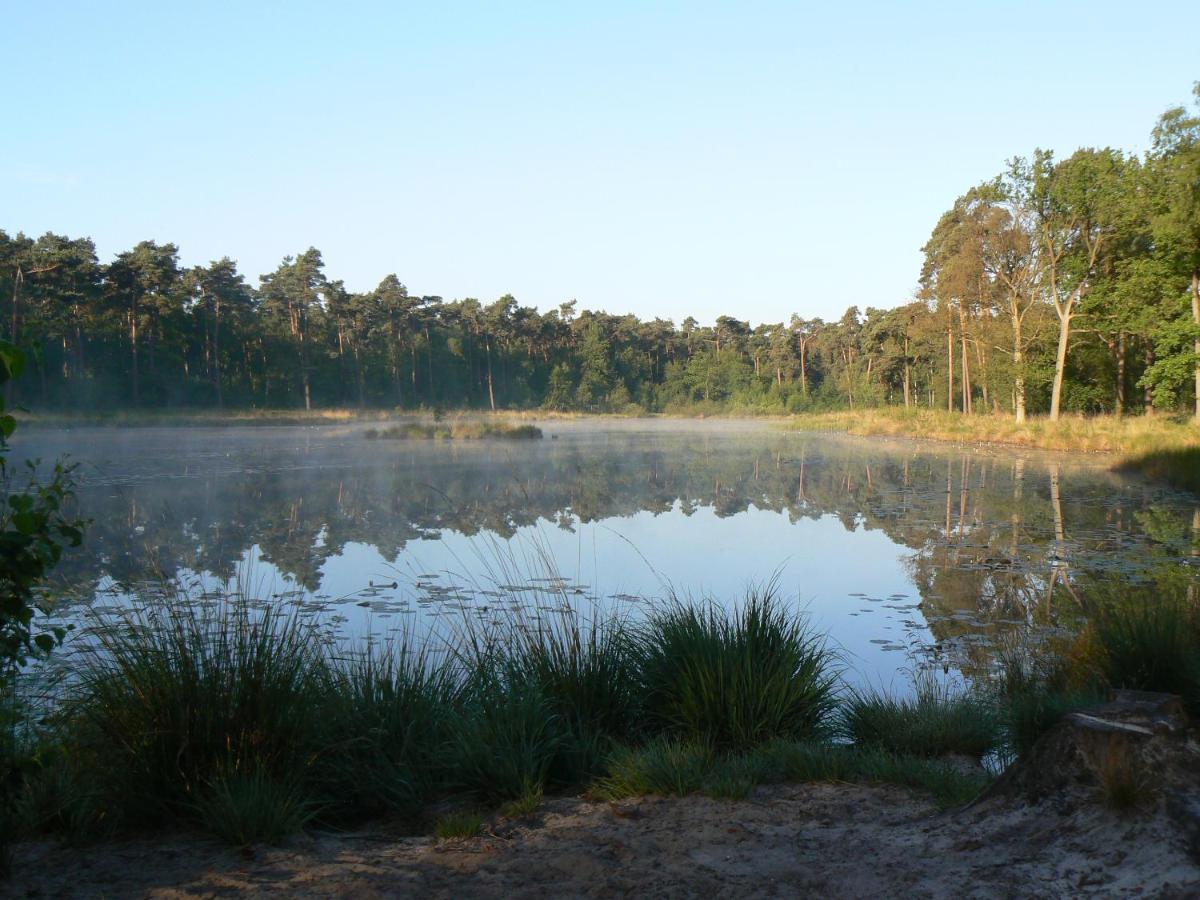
[789,408,1200,493]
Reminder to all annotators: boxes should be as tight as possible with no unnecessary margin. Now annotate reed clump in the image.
[365,420,543,441]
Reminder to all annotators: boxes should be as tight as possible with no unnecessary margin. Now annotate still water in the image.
[15,419,1200,687]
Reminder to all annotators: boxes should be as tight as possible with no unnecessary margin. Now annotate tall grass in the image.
[1089,594,1200,712]
[63,601,331,827]
[990,638,1105,761]
[49,574,1200,845]
[502,610,642,783]
[790,408,1200,457]
[319,639,463,819]
[840,678,1000,759]
[635,587,838,751]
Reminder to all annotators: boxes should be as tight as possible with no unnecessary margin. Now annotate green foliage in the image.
[635,587,838,750]
[847,748,989,808]
[0,342,85,676]
[505,611,641,783]
[447,666,562,803]
[839,679,1001,759]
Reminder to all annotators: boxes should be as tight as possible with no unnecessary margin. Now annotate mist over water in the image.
[14,419,1199,688]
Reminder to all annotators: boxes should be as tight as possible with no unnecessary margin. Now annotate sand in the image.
[7,781,1199,899]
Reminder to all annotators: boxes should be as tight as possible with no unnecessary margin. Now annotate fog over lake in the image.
[15,420,1199,688]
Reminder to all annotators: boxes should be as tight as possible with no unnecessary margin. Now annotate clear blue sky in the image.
[3,1,1196,324]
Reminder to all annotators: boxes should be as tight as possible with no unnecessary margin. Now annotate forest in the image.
[2,87,1199,421]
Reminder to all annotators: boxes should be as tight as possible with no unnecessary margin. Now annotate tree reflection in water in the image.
[16,421,1199,685]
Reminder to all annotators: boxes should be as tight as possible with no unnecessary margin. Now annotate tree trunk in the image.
[130,297,140,406]
[946,321,954,413]
[1144,346,1154,413]
[1192,270,1199,422]
[903,335,911,408]
[213,296,223,409]
[959,305,972,414]
[485,339,497,412]
[1115,330,1125,419]
[1049,303,1074,422]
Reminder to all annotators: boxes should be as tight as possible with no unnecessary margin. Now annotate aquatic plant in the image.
[366,420,543,441]
[634,587,838,750]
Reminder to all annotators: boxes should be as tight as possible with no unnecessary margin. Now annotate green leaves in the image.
[0,347,87,677]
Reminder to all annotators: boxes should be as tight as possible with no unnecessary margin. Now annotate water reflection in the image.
[15,421,1198,685]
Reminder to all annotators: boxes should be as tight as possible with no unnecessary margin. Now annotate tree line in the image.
[3,86,1198,420]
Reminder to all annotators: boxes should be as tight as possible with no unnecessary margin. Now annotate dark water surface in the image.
[15,419,1199,687]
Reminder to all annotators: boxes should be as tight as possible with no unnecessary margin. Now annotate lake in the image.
[14,419,1199,689]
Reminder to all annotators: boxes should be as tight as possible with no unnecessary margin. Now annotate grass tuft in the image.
[1090,595,1200,712]
[192,771,315,846]
[64,601,331,826]
[592,738,714,800]
[636,587,838,751]
[840,679,1001,759]
[434,811,484,840]
[319,639,463,820]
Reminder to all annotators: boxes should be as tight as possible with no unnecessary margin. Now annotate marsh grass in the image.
[635,587,837,751]
[499,785,543,819]
[991,638,1105,761]
[366,420,543,441]
[790,408,1200,459]
[592,738,714,799]
[840,679,1001,759]
[593,739,986,808]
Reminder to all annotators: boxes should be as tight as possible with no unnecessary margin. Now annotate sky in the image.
[3,1,1197,325]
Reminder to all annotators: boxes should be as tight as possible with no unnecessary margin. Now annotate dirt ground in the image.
[6,781,1199,899]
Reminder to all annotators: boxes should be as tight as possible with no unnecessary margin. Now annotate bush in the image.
[635,587,837,751]
[840,679,1000,759]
